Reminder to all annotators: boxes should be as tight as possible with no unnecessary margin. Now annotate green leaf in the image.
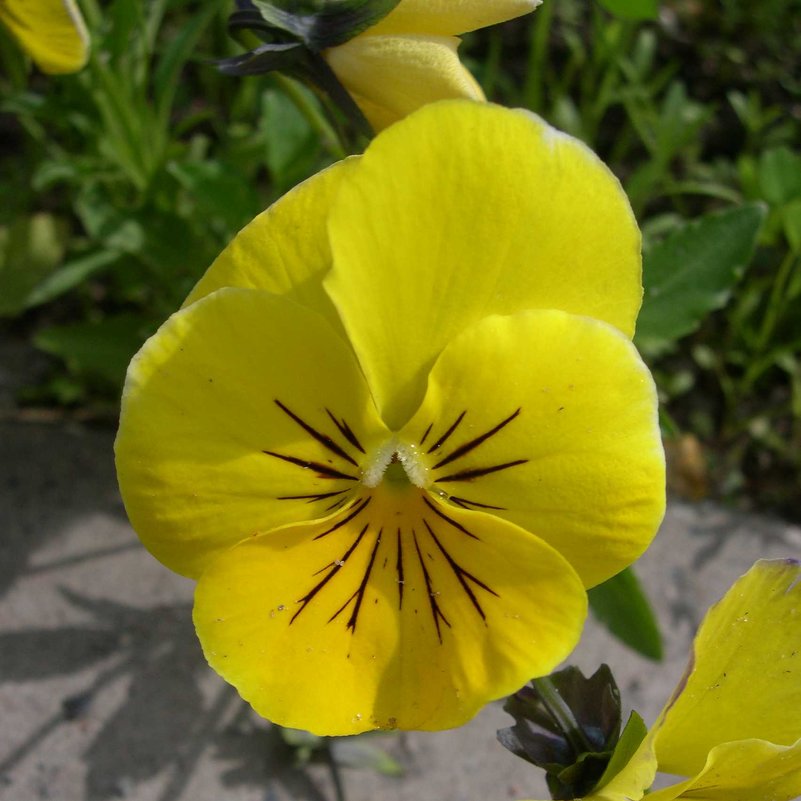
[261,87,320,193]
[33,314,150,388]
[153,2,220,129]
[252,0,402,49]
[594,711,648,790]
[25,250,123,308]
[168,160,262,234]
[588,567,663,660]
[635,203,767,355]
[0,214,69,316]
[595,0,659,21]
[758,147,801,206]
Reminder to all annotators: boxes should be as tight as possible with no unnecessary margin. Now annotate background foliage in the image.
[1,0,799,520]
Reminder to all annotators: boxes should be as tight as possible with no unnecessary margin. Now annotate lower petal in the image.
[324,34,484,132]
[646,738,801,801]
[194,488,586,735]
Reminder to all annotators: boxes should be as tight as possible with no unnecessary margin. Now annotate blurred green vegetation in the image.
[1,0,799,519]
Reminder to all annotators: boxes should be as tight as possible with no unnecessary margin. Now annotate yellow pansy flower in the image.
[524,559,801,801]
[115,100,665,736]
[323,0,540,130]
[0,0,88,74]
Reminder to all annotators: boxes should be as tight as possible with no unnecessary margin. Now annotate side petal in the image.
[194,487,586,735]
[325,101,642,428]
[400,309,665,588]
[646,738,801,801]
[324,34,484,133]
[368,0,540,36]
[115,288,389,579]
[0,0,89,74]
[652,559,801,775]
[182,160,355,337]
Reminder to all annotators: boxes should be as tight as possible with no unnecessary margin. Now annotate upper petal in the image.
[367,0,540,36]
[194,485,586,735]
[399,308,665,587]
[324,101,642,429]
[0,0,89,73]
[652,559,801,776]
[115,288,388,578]
[324,34,484,133]
[182,160,355,337]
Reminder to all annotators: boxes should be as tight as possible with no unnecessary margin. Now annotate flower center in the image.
[362,438,429,489]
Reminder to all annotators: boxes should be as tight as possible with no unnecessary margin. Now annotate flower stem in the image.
[530,675,595,756]
[323,739,347,801]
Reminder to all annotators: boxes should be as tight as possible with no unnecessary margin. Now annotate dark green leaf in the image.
[168,160,262,234]
[33,314,150,388]
[595,0,659,21]
[588,567,662,660]
[635,203,766,355]
[759,147,801,206]
[252,0,401,49]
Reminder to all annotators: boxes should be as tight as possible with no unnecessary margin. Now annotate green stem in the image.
[273,73,348,160]
[755,250,798,355]
[522,0,555,111]
[531,675,595,756]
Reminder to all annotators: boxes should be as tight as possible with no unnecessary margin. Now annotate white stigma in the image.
[362,437,428,489]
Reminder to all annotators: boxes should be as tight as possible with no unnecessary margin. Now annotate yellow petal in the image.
[325,101,642,428]
[368,0,540,36]
[182,160,355,338]
[324,35,484,133]
[652,559,801,776]
[0,0,88,73]
[646,738,801,801]
[400,309,664,588]
[115,287,389,579]
[194,482,586,735]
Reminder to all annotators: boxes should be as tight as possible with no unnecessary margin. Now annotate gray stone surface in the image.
[1,418,800,801]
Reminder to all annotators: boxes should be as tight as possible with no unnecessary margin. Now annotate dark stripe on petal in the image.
[422,496,479,540]
[291,522,369,623]
[313,496,370,540]
[263,450,358,481]
[326,409,366,454]
[424,520,499,623]
[274,400,359,466]
[437,459,528,483]
[432,408,521,469]
[426,411,466,454]
[413,530,450,644]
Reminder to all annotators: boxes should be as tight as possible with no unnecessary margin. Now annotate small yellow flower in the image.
[115,101,665,736]
[323,0,540,130]
[0,0,88,74]
[529,559,801,801]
